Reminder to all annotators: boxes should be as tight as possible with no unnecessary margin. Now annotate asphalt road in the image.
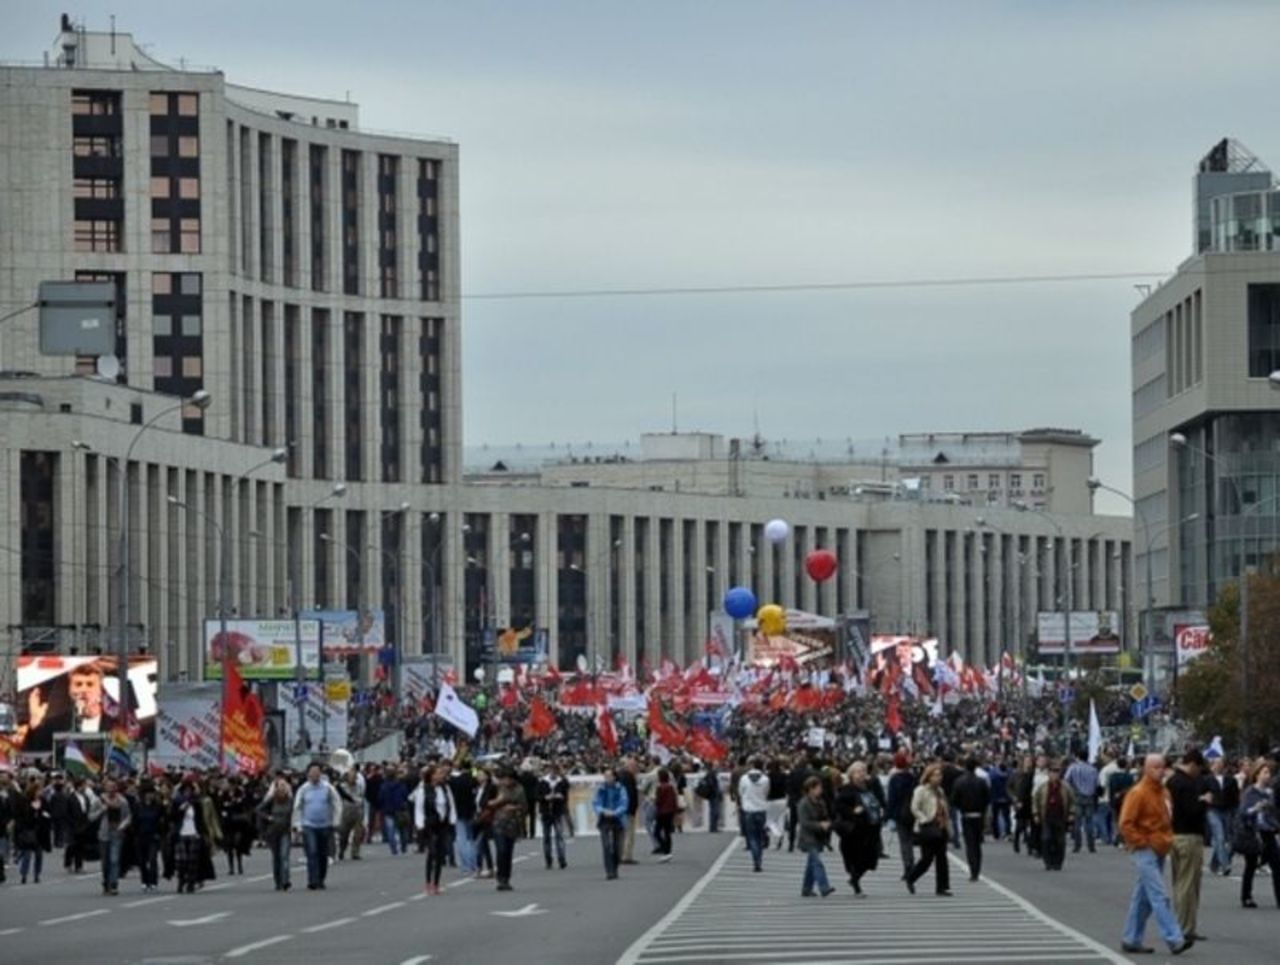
[0,831,731,965]
[970,835,1279,964]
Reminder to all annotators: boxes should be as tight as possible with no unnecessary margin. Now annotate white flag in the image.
[1087,698,1101,765]
[434,683,479,738]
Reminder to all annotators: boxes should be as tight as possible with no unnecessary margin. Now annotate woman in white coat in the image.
[412,764,458,895]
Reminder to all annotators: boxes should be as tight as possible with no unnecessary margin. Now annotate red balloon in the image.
[805,549,838,583]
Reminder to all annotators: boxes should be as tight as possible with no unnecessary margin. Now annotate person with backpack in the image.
[886,752,917,876]
[652,768,679,861]
[834,761,885,896]
[695,765,722,832]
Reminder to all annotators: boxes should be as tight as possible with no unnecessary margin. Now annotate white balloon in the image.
[764,518,790,543]
[576,654,588,673]
[473,667,485,682]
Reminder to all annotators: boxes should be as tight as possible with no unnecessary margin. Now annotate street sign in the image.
[1131,694,1161,719]
[1058,687,1075,704]
[292,683,310,703]
[1129,683,1148,701]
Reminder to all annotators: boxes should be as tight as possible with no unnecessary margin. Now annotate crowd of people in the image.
[1,683,1277,960]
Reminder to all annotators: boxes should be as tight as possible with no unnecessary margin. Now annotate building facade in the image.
[1131,138,1280,644]
[0,23,1134,692]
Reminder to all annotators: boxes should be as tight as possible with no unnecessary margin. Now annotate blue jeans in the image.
[383,815,402,855]
[302,826,330,887]
[708,796,721,832]
[1207,809,1231,873]
[1095,802,1115,845]
[455,819,476,872]
[599,819,624,877]
[743,811,767,870]
[100,835,123,890]
[1072,799,1097,851]
[802,849,831,895]
[271,834,292,888]
[1123,849,1185,950]
[541,816,565,867]
[18,847,43,882]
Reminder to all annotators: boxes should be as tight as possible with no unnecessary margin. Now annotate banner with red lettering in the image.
[1175,624,1212,670]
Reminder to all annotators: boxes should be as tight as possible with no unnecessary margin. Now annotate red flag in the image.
[885,694,903,735]
[222,661,267,775]
[687,726,728,763]
[597,704,619,756]
[523,695,556,740]
[647,697,686,749]
[499,684,519,709]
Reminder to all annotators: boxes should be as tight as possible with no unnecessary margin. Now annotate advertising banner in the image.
[865,636,939,695]
[1174,624,1212,669]
[283,683,348,752]
[1036,611,1123,654]
[12,656,158,754]
[154,685,222,771]
[745,609,838,666]
[204,619,321,680]
[301,609,385,656]
[481,626,548,664]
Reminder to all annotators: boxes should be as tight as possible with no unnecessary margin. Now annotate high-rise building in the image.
[1131,138,1280,652]
[0,22,1133,689]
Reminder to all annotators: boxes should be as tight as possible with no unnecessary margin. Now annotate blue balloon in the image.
[723,586,757,620]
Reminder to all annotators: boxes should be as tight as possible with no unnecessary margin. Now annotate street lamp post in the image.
[1087,479,1153,689]
[1010,505,1073,677]
[319,530,365,751]
[292,483,346,753]
[94,390,211,744]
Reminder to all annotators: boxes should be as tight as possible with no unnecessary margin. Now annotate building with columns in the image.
[0,22,1134,694]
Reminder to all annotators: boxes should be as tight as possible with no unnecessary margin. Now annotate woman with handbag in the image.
[1238,760,1280,908]
[834,761,884,896]
[905,763,952,896]
[472,768,497,879]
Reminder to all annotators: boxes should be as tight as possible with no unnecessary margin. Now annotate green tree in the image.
[1176,560,1280,755]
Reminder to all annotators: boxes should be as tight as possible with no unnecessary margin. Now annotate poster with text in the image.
[204,619,321,680]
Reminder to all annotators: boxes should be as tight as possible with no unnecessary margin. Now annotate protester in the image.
[92,778,131,896]
[886,751,916,874]
[1205,755,1238,877]
[1118,753,1192,956]
[905,763,951,897]
[258,774,294,891]
[1167,749,1210,940]
[490,768,527,892]
[412,764,456,895]
[738,757,770,873]
[1063,749,1100,854]
[1033,759,1075,872]
[951,756,990,881]
[593,766,629,880]
[537,762,569,870]
[797,775,836,897]
[653,768,678,861]
[1238,760,1280,909]
[292,763,342,891]
[834,761,883,896]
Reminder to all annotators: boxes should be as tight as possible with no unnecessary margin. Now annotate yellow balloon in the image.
[757,603,786,636]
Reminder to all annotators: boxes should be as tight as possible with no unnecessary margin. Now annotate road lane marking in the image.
[225,934,292,958]
[0,927,24,936]
[361,901,405,917]
[124,895,176,908]
[397,957,434,965]
[302,917,355,933]
[168,912,233,927]
[616,837,738,965]
[490,902,546,917]
[39,909,110,926]
[244,873,273,883]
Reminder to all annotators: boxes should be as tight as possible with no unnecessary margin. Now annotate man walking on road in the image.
[1064,749,1100,853]
[951,756,990,881]
[738,757,770,873]
[292,763,342,891]
[593,767,629,880]
[1118,753,1193,956]
[1033,761,1075,871]
[538,762,569,870]
[1205,755,1238,876]
[1167,749,1211,941]
[618,758,641,865]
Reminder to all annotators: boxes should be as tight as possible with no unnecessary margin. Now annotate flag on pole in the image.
[523,695,556,740]
[1087,698,1102,765]
[63,740,101,780]
[434,682,480,738]
[885,694,903,735]
[1204,735,1224,760]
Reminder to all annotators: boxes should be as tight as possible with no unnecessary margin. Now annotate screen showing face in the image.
[11,656,158,754]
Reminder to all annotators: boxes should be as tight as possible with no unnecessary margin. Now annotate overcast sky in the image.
[10,1,1280,514]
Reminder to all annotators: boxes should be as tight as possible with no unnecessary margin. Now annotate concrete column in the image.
[490,512,511,628]
[401,510,422,658]
[587,513,610,670]
[619,515,637,671]
[689,518,708,660]
[780,533,797,610]
[535,511,556,666]
[643,518,661,671]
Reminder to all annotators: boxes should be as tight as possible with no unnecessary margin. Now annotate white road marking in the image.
[244,873,273,883]
[0,927,24,936]
[445,877,473,888]
[397,957,434,965]
[361,901,405,917]
[168,912,232,927]
[490,902,547,918]
[616,838,738,965]
[39,908,110,926]
[123,895,176,908]
[301,917,355,933]
[224,934,292,958]
[202,882,232,892]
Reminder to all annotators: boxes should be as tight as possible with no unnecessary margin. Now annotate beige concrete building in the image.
[0,22,1135,691]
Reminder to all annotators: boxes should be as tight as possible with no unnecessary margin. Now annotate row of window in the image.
[933,472,1045,492]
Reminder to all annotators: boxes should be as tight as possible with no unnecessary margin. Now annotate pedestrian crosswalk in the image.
[619,840,1128,964]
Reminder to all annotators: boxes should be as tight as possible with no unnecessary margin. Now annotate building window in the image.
[309,145,327,291]
[943,474,954,491]
[281,139,298,288]
[417,158,440,300]
[74,219,121,252]
[967,474,979,490]
[1010,473,1022,491]
[19,451,58,626]
[1032,473,1045,490]
[378,154,399,298]
[343,312,363,481]
[75,270,127,382]
[380,315,401,482]
[312,309,330,478]
[1247,283,1280,378]
[152,271,204,434]
[341,150,361,295]
[419,317,444,483]
[150,92,201,254]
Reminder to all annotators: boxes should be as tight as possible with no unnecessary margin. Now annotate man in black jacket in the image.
[537,763,569,869]
[940,751,964,849]
[449,761,478,873]
[786,757,813,852]
[951,756,991,881]
[886,752,917,875]
[1205,755,1238,876]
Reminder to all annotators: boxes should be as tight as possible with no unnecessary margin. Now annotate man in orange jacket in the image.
[1118,753,1193,956]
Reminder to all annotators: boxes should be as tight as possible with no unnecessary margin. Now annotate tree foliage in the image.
[1176,560,1280,755]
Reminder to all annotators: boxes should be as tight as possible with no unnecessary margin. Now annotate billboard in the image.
[11,656,158,754]
[284,682,348,752]
[154,684,221,771]
[204,619,321,680]
[1036,611,1123,654]
[865,636,938,696]
[300,608,386,655]
[481,626,548,664]
[744,609,838,667]
[1175,624,1212,669]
